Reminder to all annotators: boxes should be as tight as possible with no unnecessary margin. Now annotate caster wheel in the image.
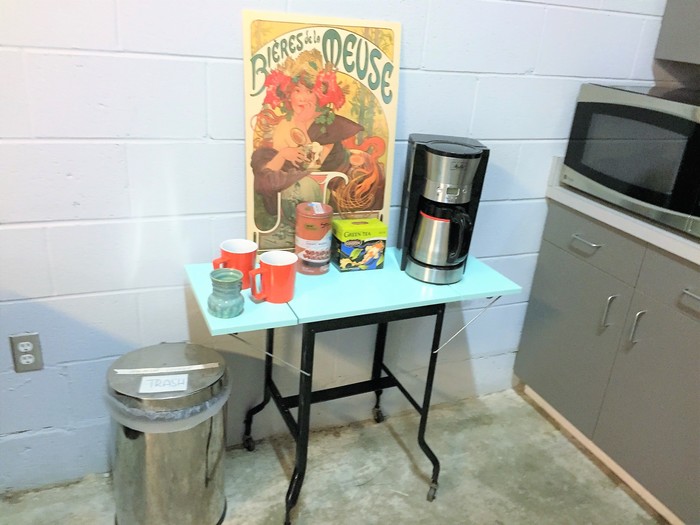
[427,484,438,501]
[243,436,255,452]
[373,407,385,423]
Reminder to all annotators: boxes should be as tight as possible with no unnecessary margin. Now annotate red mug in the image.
[212,239,258,290]
[249,251,298,303]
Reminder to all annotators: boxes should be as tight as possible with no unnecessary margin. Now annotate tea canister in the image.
[295,202,333,275]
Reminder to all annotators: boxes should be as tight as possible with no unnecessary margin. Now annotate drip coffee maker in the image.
[397,134,489,284]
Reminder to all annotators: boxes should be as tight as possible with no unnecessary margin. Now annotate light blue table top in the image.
[186,248,521,336]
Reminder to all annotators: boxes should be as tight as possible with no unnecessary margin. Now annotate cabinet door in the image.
[514,240,633,437]
[593,293,700,525]
[655,0,700,65]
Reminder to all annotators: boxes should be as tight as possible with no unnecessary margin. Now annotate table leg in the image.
[418,303,445,501]
[284,324,315,525]
[371,322,388,423]
[243,328,275,451]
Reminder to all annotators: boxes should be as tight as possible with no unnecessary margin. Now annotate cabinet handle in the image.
[628,310,647,344]
[682,288,700,302]
[571,233,603,249]
[600,294,619,328]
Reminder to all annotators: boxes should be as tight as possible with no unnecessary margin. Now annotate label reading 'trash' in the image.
[139,374,189,394]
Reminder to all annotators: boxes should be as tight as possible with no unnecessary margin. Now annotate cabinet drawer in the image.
[637,246,700,320]
[543,202,645,286]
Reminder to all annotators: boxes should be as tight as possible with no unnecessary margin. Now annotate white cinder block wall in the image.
[0,0,672,492]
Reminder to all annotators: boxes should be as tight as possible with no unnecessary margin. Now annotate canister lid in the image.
[424,141,482,159]
[296,201,333,217]
[107,343,227,410]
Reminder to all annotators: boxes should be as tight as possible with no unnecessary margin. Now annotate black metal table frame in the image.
[242,303,446,525]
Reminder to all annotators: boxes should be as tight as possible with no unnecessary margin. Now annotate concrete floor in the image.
[0,389,664,525]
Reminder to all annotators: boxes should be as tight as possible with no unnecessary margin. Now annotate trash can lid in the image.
[107,343,227,410]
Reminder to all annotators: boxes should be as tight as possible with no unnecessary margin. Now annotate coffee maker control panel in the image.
[425,180,472,204]
[423,145,482,205]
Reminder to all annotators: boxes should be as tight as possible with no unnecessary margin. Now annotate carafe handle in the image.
[447,210,473,264]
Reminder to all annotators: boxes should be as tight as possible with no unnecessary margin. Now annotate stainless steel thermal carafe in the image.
[410,206,472,268]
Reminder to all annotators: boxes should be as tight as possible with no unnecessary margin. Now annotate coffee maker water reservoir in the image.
[398,134,489,284]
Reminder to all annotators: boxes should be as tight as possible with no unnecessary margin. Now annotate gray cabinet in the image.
[655,0,700,65]
[594,248,700,525]
[514,202,641,437]
[514,241,634,437]
[515,202,700,524]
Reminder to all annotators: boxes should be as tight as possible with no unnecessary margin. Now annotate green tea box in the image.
[331,218,387,271]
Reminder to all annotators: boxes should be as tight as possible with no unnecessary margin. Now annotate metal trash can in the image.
[106,343,230,525]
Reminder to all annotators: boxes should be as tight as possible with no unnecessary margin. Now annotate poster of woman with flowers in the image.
[242,12,401,251]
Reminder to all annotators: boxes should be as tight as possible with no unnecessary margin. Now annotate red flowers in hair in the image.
[263,70,291,109]
[313,69,345,110]
[262,67,344,111]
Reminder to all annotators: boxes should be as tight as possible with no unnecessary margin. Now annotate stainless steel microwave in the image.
[561,83,700,240]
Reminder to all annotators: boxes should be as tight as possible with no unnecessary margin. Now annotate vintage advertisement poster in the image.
[242,11,401,252]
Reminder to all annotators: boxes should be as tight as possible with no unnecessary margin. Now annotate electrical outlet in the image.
[10,333,44,373]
